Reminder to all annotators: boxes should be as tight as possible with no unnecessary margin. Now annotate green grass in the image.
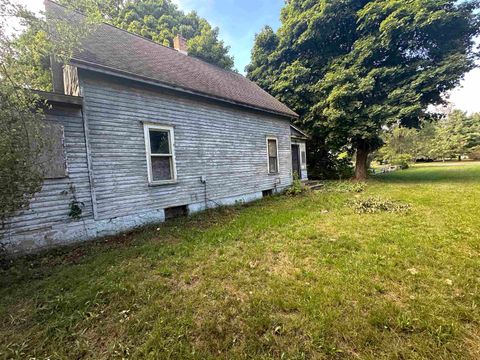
[1,162,480,359]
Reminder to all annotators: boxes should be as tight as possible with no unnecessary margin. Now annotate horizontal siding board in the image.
[4,70,296,253]
[81,72,292,220]
[2,104,94,250]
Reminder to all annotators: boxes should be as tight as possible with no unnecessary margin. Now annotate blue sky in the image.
[175,0,480,112]
[173,0,285,73]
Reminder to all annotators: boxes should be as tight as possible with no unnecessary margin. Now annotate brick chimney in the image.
[173,35,188,55]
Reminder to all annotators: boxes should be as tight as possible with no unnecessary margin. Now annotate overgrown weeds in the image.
[350,196,411,214]
[1,163,480,359]
[321,180,366,193]
[285,176,310,196]
[0,241,11,270]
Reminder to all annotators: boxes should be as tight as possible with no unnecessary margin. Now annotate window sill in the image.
[268,172,280,176]
[148,180,178,187]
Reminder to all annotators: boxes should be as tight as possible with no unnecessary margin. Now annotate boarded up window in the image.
[267,138,278,174]
[38,122,67,179]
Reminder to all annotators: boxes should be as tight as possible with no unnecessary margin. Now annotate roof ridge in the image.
[44,0,298,118]
[44,0,241,76]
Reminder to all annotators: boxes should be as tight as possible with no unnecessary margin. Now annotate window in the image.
[266,137,279,174]
[38,121,67,179]
[144,124,176,184]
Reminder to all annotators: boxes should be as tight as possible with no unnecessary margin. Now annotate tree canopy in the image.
[58,0,235,70]
[247,0,480,179]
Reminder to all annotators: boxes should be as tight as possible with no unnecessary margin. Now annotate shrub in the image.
[308,153,354,180]
[350,197,411,214]
[390,154,413,169]
[285,175,309,196]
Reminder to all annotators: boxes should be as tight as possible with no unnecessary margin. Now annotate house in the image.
[1,1,308,253]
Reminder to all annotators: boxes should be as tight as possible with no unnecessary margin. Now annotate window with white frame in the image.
[266,137,279,174]
[144,124,176,184]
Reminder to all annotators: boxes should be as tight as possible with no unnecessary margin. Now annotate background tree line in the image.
[377,110,480,166]
[9,0,235,93]
[56,0,235,70]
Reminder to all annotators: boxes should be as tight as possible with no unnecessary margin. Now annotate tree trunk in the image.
[355,141,369,181]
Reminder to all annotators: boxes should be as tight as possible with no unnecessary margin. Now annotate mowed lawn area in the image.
[1,162,480,359]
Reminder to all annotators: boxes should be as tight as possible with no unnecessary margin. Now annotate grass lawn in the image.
[1,162,480,359]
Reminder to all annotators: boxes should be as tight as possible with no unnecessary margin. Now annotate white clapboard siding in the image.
[80,71,293,221]
[3,69,294,253]
[1,104,95,252]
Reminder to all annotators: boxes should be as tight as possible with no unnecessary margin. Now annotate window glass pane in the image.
[269,157,278,173]
[151,156,172,181]
[150,130,170,154]
[268,139,277,157]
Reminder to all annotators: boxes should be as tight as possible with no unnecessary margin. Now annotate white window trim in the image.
[266,136,279,174]
[143,123,177,185]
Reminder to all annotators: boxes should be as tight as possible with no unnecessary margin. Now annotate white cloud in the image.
[2,0,44,36]
[448,66,480,114]
[172,0,214,14]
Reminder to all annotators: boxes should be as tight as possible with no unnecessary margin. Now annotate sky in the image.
[5,0,480,114]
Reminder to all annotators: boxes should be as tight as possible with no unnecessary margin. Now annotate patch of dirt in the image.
[62,247,88,265]
[175,274,201,291]
[265,252,300,280]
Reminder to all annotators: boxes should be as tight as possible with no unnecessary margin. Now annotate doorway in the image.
[291,144,301,179]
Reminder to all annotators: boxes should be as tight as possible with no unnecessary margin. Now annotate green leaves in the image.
[59,0,235,70]
[0,83,45,226]
[377,111,480,163]
[247,0,479,178]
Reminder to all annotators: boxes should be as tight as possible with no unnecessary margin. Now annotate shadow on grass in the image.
[373,163,480,184]
[0,197,275,288]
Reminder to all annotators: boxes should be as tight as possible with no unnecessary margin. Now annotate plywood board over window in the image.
[38,121,68,179]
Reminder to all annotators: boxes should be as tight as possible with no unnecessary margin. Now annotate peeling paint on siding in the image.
[3,70,294,253]
[1,104,95,253]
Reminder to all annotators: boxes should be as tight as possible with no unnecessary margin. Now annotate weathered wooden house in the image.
[2,1,308,253]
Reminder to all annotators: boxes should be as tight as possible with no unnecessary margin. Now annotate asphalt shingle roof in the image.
[45,0,297,118]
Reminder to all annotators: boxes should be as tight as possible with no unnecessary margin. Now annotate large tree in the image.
[57,0,234,70]
[247,0,480,180]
